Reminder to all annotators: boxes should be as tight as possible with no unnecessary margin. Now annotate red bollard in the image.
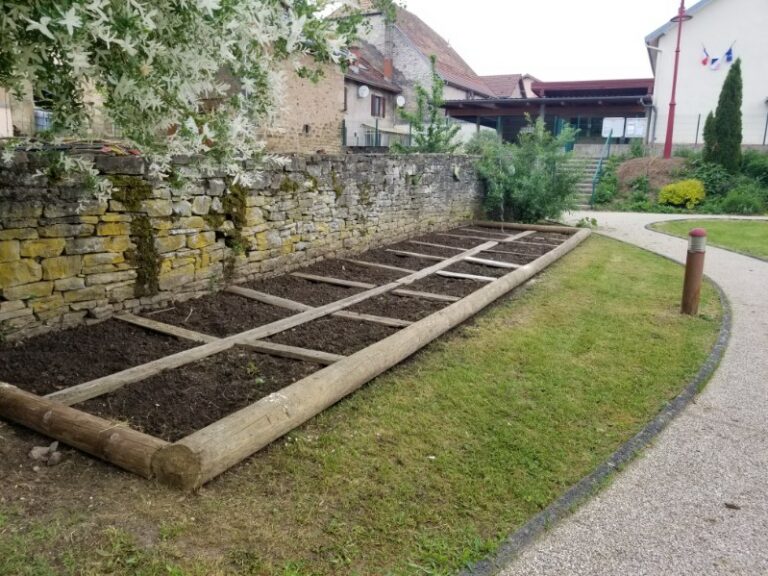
[681,228,707,315]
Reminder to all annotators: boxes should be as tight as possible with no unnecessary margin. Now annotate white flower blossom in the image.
[24,16,56,40]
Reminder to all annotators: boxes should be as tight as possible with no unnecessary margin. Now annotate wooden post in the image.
[154,228,591,490]
[681,228,707,315]
[0,383,167,478]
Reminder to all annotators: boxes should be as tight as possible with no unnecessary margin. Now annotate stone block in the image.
[83,252,125,267]
[208,179,226,196]
[3,281,54,300]
[54,277,86,291]
[0,303,33,322]
[20,238,66,258]
[158,265,195,291]
[86,270,137,286]
[95,155,145,175]
[142,199,173,217]
[41,255,82,280]
[173,201,193,217]
[176,216,206,229]
[100,213,131,223]
[44,200,107,218]
[0,202,42,219]
[38,223,95,238]
[0,260,42,288]
[97,222,131,236]
[187,232,215,250]
[0,241,20,262]
[31,294,65,314]
[65,236,131,255]
[0,229,38,241]
[155,235,187,253]
[192,196,212,215]
[64,286,106,303]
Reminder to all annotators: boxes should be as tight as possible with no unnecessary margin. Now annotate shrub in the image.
[719,182,767,215]
[468,118,579,223]
[742,150,768,186]
[683,159,734,197]
[658,179,706,209]
[629,140,645,158]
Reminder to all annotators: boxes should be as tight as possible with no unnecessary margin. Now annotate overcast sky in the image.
[399,0,684,80]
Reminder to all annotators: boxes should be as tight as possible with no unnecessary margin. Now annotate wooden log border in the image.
[0,224,589,490]
[154,227,590,489]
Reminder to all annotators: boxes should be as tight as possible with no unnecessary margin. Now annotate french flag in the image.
[725,46,734,63]
[701,46,709,66]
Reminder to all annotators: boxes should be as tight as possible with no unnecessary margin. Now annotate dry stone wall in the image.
[0,152,481,340]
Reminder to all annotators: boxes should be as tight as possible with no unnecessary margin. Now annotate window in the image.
[343,87,348,112]
[371,94,386,118]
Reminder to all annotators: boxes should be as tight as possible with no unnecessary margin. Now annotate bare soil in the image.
[246,275,362,307]
[79,347,321,442]
[616,157,686,192]
[348,293,448,321]
[0,320,193,395]
[266,316,399,355]
[144,293,293,337]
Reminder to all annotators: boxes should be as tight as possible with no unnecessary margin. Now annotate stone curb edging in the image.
[644,221,768,264]
[461,236,733,576]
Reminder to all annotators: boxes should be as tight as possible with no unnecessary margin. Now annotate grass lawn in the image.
[651,218,768,260]
[0,235,722,576]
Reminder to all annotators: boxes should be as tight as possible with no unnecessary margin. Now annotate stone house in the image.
[336,1,495,148]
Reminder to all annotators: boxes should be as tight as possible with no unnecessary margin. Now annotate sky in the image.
[398,0,686,81]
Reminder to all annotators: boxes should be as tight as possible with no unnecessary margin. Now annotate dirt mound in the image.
[617,157,686,192]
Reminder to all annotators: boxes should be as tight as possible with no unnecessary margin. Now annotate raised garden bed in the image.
[0,222,589,490]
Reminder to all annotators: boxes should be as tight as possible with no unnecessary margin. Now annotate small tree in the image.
[467,117,579,223]
[393,55,460,153]
[711,58,743,172]
[702,111,718,164]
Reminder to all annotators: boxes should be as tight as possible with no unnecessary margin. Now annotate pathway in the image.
[499,212,768,576]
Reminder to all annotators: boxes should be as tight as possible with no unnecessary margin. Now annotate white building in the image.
[646,0,768,147]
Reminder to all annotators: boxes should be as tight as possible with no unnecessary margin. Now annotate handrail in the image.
[590,130,613,206]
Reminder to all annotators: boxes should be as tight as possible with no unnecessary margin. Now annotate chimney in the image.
[383,13,394,80]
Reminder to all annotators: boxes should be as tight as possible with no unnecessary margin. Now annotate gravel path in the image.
[498,212,768,576]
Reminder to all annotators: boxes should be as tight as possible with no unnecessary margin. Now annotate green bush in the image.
[742,150,768,186]
[718,181,767,215]
[658,179,706,209]
[467,118,579,223]
[683,159,734,197]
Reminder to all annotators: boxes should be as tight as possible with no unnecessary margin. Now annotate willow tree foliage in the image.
[0,0,379,181]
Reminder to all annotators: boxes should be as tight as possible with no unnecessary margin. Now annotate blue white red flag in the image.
[701,46,709,66]
[710,57,721,70]
[725,46,734,63]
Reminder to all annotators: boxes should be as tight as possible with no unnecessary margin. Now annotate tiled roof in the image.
[345,45,402,94]
[532,79,654,97]
[481,75,523,98]
[393,7,495,97]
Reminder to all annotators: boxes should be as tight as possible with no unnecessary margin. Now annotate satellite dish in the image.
[357,85,370,98]
[396,95,406,107]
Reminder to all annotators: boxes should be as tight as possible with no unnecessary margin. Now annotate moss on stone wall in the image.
[128,215,160,297]
[109,175,153,211]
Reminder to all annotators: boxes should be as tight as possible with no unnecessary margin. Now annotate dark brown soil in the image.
[407,276,481,298]
[443,261,508,278]
[144,293,293,338]
[389,242,460,259]
[79,347,321,442]
[302,258,406,284]
[355,249,435,272]
[246,275,362,307]
[476,250,536,266]
[348,293,448,321]
[267,316,399,355]
[415,233,479,249]
[0,321,193,396]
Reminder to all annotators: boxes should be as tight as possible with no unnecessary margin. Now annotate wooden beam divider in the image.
[227,287,411,328]
[115,313,343,365]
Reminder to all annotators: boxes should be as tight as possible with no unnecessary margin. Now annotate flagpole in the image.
[663,0,692,159]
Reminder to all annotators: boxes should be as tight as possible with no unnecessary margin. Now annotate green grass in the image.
[0,236,721,576]
[651,218,768,259]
